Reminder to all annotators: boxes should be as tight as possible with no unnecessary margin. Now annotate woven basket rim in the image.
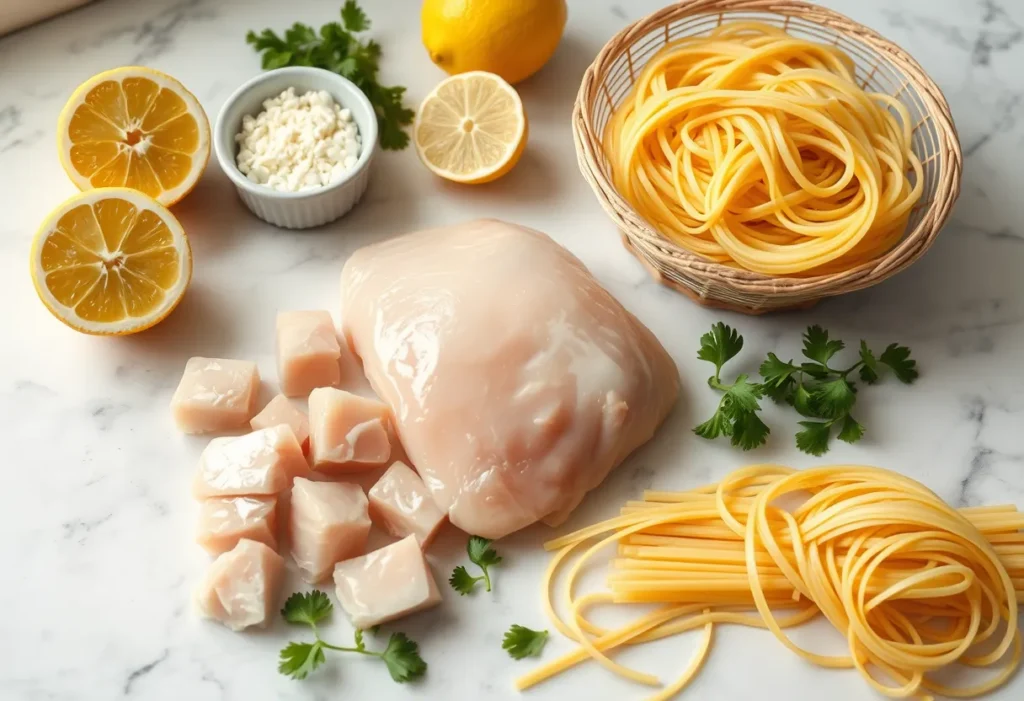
[572,0,963,301]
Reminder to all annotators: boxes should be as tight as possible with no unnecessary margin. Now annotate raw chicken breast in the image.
[195,539,284,631]
[308,387,391,472]
[290,477,371,583]
[333,535,441,629]
[171,357,260,434]
[196,496,277,555]
[368,462,446,547]
[341,219,679,539]
[277,310,341,397]
[250,394,310,448]
[193,425,309,498]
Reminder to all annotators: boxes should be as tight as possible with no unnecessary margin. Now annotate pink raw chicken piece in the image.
[333,534,441,629]
[195,538,285,631]
[368,462,446,547]
[308,387,391,472]
[250,394,310,448]
[193,425,309,498]
[170,357,260,434]
[277,310,341,397]
[290,477,371,583]
[341,219,679,539]
[196,496,278,555]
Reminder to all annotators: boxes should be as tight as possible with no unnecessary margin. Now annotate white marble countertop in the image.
[1,0,1022,699]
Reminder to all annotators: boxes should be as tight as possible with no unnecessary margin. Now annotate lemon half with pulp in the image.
[29,188,192,335]
[413,71,527,184]
[57,66,210,206]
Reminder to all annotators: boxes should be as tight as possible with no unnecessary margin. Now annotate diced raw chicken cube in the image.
[290,477,371,583]
[195,538,285,631]
[277,311,341,397]
[197,496,277,555]
[170,357,260,434]
[333,535,441,629]
[368,462,446,547]
[250,394,310,448]
[193,425,309,498]
[308,387,391,472]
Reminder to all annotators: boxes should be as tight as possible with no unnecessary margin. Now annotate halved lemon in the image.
[413,71,527,184]
[29,188,192,335]
[57,67,210,206]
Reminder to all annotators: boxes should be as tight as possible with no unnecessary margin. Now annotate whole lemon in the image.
[421,0,568,85]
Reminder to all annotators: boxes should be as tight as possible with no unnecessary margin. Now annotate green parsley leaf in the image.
[879,343,918,384]
[802,325,845,367]
[279,641,326,680]
[810,378,856,419]
[451,537,502,594]
[856,341,878,384]
[693,408,733,440]
[759,352,798,401]
[468,536,502,569]
[791,382,816,417]
[263,51,294,70]
[503,625,549,660]
[246,1,412,149]
[448,565,481,595]
[697,322,744,376]
[369,83,415,150]
[380,633,427,682]
[837,414,865,443]
[281,590,333,626]
[354,628,366,652]
[246,28,288,53]
[722,374,763,415]
[795,421,832,456]
[284,22,317,47]
[341,0,370,32]
[730,410,770,450]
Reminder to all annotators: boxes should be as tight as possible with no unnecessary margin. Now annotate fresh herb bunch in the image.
[694,323,918,456]
[449,536,502,595]
[246,0,414,150]
[502,624,549,659]
[278,590,426,683]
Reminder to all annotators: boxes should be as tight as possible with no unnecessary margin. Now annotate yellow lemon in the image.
[57,66,210,207]
[29,188,192,335]
[414,71,528,184]
[421,0,568,85]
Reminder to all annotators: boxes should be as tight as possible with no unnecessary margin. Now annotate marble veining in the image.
[0,0,1022,699]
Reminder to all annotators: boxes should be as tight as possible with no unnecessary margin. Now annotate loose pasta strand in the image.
[519,464,1023,700]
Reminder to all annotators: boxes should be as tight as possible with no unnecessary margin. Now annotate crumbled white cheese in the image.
[234,87,362,192]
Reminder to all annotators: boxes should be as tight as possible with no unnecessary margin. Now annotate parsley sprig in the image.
[693,323,771,450]
[695,323,918,455]
[278,591,426,683]
[502,624,549,659]
[449,536,502,595]
[245,1,414,150]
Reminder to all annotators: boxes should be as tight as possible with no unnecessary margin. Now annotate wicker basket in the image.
[573,0,962,314]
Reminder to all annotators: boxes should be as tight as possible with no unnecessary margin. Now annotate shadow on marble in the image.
[515,31,606,116]
[116,281,240,361]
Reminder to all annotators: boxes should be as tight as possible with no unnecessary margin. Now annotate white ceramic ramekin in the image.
[213,67,378,229]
